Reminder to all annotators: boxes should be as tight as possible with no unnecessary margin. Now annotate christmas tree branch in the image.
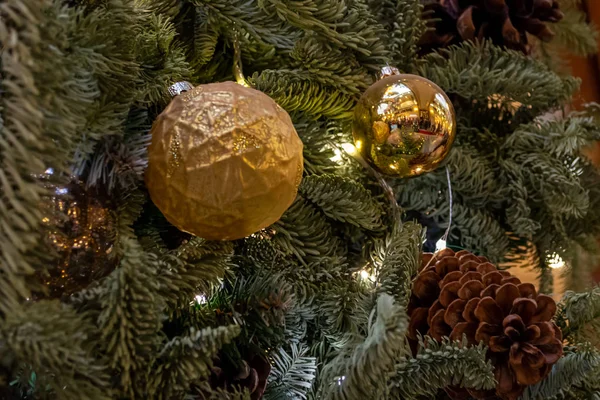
[374,221,424,305]
[274,197,346,266]
[97,236,163,397]
[299,174,384,231]
[418,41,579,114]
[551,8,598,57]
[557,287,600,341]
[2,302,111,399]
[389,338,495,399]
[320,294,409,399]
[264,343,317,400]
[251,71,356,119]
[148,325,240,399]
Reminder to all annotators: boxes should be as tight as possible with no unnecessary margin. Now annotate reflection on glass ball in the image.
[352,74,456,178]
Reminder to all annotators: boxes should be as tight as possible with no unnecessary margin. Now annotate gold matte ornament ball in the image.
[146,82,303,240]
[353,74,456,178]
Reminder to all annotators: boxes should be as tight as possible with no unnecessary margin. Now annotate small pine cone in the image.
[211,354,271,399]
[408,249,563,400]
[420,0,564,54]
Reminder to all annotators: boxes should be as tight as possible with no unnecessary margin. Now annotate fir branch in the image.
[320,294,409,399]
[256,0,379,58]
[97,236,163,397]
[521,345,600,400]
[299,174,384,231]
[557,287,600,340]
[192,0,298,49]
[149,325,241,399]
[135,13,190,104]
[264,343,317,400]
[0,0,98,311]
[209,271,295,350]
[444,145,503,207]
[274,197,346,266]
[2,302,111,400]
[294,118,345,176]
[250,70,356,119]
[418,41,579,114]
[552,9,598,57]
[287,36,371,96]
[386,0,426,72]
[84,108,151,193]
[389,338,495,399]
[374,221,424,305]
[398,179,510,261]
[157,253,232,311]
[319,280,371,337]
[504,117,600,159]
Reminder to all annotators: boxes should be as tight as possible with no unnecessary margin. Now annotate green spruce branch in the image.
[149,325,240,399]
[374,221,423,305]
[557,287,600,340]
[418,41,579,115]
[2,302,111,400]
[320,294,409,400]
[389,338,495,399]
[299,174,384,231]
[264,343,317,400]
[97,236,163,397]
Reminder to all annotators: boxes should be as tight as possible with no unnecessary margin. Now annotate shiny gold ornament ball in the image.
[353,74,456,178]
[146,82,304,241]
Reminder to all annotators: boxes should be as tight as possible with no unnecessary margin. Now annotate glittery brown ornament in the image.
[408,249,563,400]
[37,180,118,299]
[146,82,303,241]
[352,74,456,178]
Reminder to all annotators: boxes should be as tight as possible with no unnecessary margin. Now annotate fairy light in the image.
[436,238,447,252]
[330,148,343,162]
[357,268,376,283]
[547,253,565,269]
[193,294,207,304]
[330,143,358,162]
[341,142,357,155]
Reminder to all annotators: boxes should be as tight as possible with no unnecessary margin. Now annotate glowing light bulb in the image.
[436,239,446,252]
[357,269,376,282]
[547,253,565,269]
[194,294,207,304]
[330,148,343,162]
[341,142,357,155]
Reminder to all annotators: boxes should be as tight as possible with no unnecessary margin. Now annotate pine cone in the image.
[420,0,564,54]
[408,249,563,400]
[210,353,271,399]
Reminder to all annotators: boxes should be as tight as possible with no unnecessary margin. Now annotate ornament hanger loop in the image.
[232,29,249,87]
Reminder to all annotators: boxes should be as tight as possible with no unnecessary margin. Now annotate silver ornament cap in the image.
[168,81,194,97]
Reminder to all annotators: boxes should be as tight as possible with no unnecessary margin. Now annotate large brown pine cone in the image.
[420,0,564,54]
[408,249,563,400]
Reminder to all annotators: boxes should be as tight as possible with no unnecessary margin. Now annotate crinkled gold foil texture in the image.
[353,74,456,178]
[146,82,304,240]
